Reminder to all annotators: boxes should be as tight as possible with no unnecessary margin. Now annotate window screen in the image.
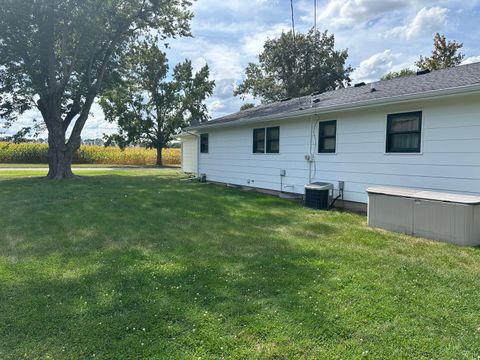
[318,120,337,153]
[253,128,265,153]
[200,133,209,153]
[386,112,422,153]
[266,127,280,153]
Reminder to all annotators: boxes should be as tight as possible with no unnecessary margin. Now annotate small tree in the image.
[240,103,255,111]
[235,29,352,103]
[416,33,465,71]
[381,68,416,80]
[0,0,192,178]
[100,42,214,166]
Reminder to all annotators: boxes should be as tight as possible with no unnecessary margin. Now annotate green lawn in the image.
[1,169,480,359]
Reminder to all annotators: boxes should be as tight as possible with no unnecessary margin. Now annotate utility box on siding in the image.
[367,186,480,247]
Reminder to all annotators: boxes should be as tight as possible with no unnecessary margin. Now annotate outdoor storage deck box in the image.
[367,186,480,247]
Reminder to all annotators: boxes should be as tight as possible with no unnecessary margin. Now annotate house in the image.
[178,63,480,212]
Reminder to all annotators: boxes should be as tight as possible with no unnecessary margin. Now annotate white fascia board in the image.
[175,132,197,139]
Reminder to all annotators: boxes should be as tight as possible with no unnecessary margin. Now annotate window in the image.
[253,128,265,153]
[318,120,337,153]
[386,111,422,153]
[200,133,209,153]
[253,127,280,154]
[266,127,280,153]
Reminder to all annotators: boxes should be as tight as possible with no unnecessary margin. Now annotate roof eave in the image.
[187,83,480,132]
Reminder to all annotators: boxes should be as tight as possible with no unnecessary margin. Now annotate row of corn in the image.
[0,142,180,165]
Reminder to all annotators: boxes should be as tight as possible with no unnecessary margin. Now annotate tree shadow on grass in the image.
[0,174,349,358]
[0,174,334,258]
[1,240,355,359]
[4,174,478,358]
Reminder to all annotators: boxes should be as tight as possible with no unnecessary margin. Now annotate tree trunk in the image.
[46,130,80,179]
[156,147,163,166]
[47,148,75,179]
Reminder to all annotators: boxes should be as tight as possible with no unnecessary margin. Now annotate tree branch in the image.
[62,98,81,131]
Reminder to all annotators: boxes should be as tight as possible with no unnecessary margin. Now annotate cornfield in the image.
[0,142,180,165]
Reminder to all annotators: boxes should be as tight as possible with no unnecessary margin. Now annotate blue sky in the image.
[3,0,480,139]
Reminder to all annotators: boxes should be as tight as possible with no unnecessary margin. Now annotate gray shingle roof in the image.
[189,62,480,130]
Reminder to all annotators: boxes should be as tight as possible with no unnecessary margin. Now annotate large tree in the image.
[100,42,214,166]
[416,33,465,71]
[234,29,353,103]
[0,0,193,179]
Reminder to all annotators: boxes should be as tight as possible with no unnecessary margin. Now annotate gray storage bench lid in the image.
[367,186,480,205]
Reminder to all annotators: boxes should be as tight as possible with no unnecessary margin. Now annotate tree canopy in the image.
[381,68,416,81]
[0,0,193,178]
[100,42,214,165]
[416,33,465,71]
[240,103,255,111]
[234,30,353,103]
[380,33,465,80]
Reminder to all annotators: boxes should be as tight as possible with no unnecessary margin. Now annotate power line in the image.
[290,0,295,40]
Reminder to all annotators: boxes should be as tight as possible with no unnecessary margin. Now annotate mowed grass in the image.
[1,169,480,359]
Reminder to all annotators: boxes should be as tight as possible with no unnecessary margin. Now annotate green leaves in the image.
[415,33,465,71]
[0,0,194,169]
[100,41,214,164]
[380,34,465,81]
[240,103,255,111]
[235,29,353,103]
[381,68,416,81]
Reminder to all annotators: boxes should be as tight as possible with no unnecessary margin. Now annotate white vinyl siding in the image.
[181,136,197,173]
[198,94,480,204]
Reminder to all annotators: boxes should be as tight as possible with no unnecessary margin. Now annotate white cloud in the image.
[193,0,278,13]
[352,50,395,82]
[462,56,480,65]
[299,0,408,28]
[170,38,243,82]
[193,20,260,35]
[241,23,290,57]
[388,7,448,39]
[0,108,43,137]
[300,0,480,29]
[80,102,118,139]
[351,50,416,83]
[1,101,118,139]
[206,45,244,81]
[207,99,225,113]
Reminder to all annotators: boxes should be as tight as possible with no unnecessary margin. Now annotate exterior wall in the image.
[181,136,198,173]
[199,118,310,194]
[198,94,480,204]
